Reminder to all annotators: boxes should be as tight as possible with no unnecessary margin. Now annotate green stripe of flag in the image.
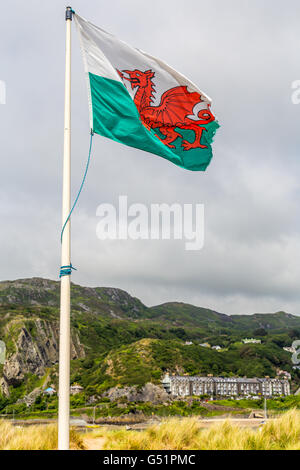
[89,73,219,171]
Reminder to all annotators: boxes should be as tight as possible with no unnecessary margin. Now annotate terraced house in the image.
[162,374,290,398]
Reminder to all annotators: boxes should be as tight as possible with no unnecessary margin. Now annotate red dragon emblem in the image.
[117,69,215,151]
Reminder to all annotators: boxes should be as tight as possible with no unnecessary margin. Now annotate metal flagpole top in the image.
[65,6,74,21]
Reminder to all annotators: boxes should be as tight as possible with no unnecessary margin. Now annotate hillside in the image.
[0,278,300,409]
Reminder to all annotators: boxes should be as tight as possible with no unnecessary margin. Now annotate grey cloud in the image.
[0,0,300,315]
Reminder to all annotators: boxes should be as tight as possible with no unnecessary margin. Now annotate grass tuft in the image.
[0,421,85,450]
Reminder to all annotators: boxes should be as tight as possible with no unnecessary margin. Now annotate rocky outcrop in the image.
[1,319,85,396]
[0,278,146,319]
[105,383,170,404]
[0,376,9,396]
[17,388,42,407]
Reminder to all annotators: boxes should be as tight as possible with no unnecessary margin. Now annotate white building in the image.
[162,374,290,398]
[43,387,56,396]
[283,346,296,354]
[277,370,292,381]
[70,384,84,395]
[242,338,261,344]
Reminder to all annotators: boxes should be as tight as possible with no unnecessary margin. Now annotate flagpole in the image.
[58,6,73,451]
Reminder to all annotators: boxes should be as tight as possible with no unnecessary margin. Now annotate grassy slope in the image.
[0,278,300,410]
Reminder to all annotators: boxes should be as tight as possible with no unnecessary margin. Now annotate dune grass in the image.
[1,410,299,450]
[86,409,300,450]
[0,421,85,450]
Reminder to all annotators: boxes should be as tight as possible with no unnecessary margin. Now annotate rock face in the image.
[105,383,169,404]
[0,277,146,319]
[1,319,85,396]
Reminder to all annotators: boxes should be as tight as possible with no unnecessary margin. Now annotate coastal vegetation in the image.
[0,278,300,416]
[1,410,299,450]
[86,410,300,450]
[0,421,84,450]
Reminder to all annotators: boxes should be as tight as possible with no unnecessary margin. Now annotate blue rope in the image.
[60,131,94,243]
[59,131,94,278]
[59,264,77,278]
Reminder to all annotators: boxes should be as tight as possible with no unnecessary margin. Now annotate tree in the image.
[254,328,267,337]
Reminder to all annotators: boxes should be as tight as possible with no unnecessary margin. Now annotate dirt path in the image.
[198,418,265,428]
[84,437,106,450]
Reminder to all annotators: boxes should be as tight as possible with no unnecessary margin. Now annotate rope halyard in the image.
[59,130,94,278]
[59,264,77,278]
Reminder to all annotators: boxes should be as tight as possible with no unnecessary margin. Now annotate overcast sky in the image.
[1,0,300,315]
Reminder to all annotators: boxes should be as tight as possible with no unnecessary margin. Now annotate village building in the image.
[43,387,56,396]
[277,369,292,381]
[70,384,84,395]
[162,374,290,398]
[283,346,296,353]
[242,338,261,344]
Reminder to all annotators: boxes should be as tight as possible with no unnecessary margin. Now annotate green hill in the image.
[0,277,299,410]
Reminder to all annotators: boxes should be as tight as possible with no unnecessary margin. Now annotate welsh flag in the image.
[75,14,219,171]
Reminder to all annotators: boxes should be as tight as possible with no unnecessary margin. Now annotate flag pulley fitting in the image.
[66,6,74,21]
